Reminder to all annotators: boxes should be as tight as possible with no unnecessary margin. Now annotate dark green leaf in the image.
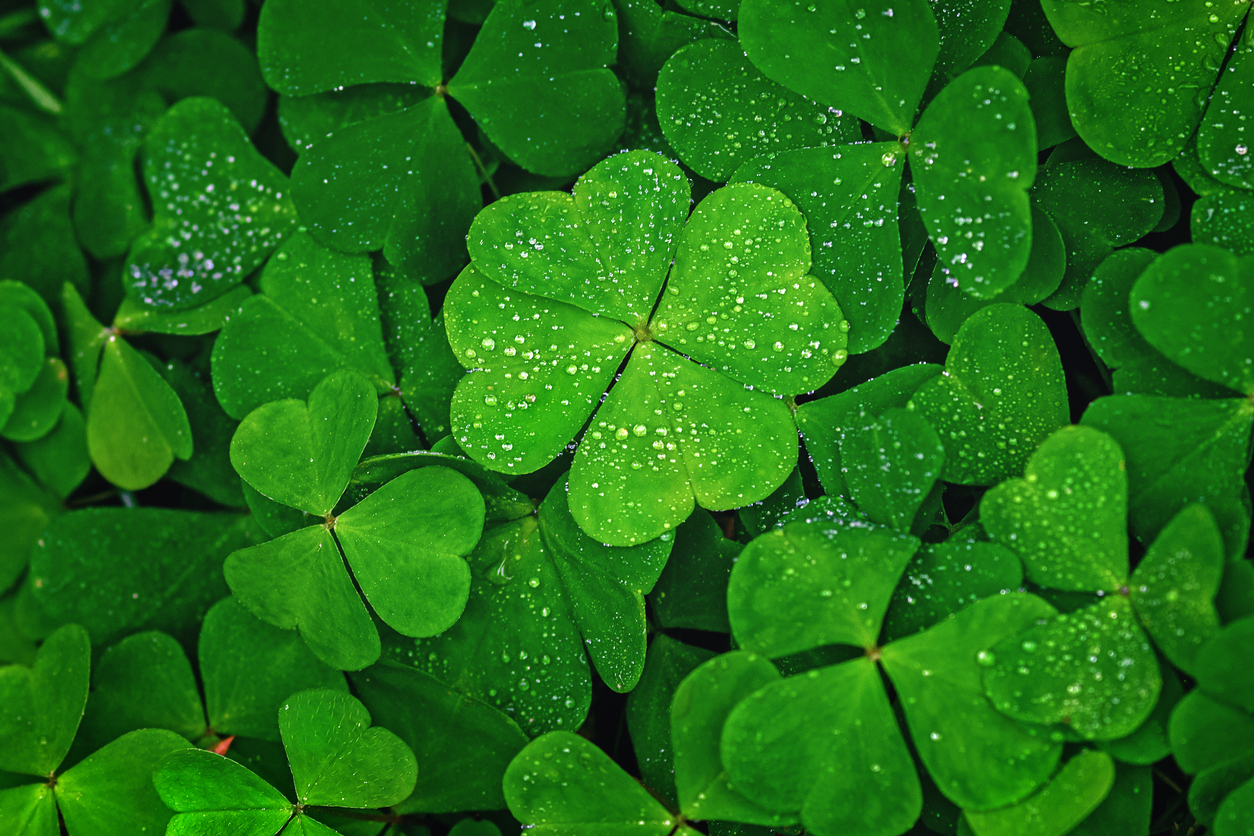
[12,403,89,501]
[73,0,171,81]
[1130,243,1254,396]
[230,369,378,517]
[77,631,204,753]
[0,185,88,302]
[912,66,1036,299]
[1030,158,1164,310]
[225,524,380,672]
[447,0,626,177]
[539,479,671,691]
[962,749,1115,836]
[842,406,944,530]
[31,509,260,647]
[210,232,397,420]
[1129,505,1224,675]
[1081,395,1254,557]
[200,597,347,742]
[656,39,858,181]
[1043,0,1245,167]
[722,656,922,833]
[0,623,89,776]
[614,0,732,87]
[352,661,528,814]
[797,363,943,498]
[624,635,716,807]
[1169,689,1254,774]
[672,651,795,825]
[731,143,905,353]
[648,510,738,633]
[1196,616,1254,714]
[257,0,444,94]
[882,537,1024,642]
[56,728,190,836]
[290,97,481,283]
[1193,188,1254,258]
[1079,248,1158,371]
[138,28,268,133]
[384,514,592,737]
[124,98,298,309]
[881,592,1062,810]
[280,688,417,808]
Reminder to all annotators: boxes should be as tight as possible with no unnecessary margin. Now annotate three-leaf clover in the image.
[0,623,193,836]
[668,518,1063,835]
[259,0,625,283]
[980,425,1228,738]
[153,689,417,836]
[446,149,848,545]
[224,370,487,670]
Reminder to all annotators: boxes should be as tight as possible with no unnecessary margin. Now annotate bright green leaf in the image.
[0,623,89,776]
[909,304,1067,486]
[981,425,1129,593]
[56,729,191,836]
[985,595,1161,740]
[504,731,679,836]
[124,97,298,309]
[279,688,417,808]
[728,520,920,657]
[739,0,938,135]
[656,39,857,181]
[963,749,1115,836]
[230,369,378,517]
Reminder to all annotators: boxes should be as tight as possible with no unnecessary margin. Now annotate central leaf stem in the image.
[633,320,653,343]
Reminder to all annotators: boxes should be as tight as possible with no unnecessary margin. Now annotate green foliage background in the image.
[0,0,1253,833]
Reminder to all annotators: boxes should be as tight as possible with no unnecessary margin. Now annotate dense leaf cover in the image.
[0,0,1252,834]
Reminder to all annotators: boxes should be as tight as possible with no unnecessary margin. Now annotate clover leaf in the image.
[504,730,695,836]
[908,304,1068,486]
[1041,0,1251,168]
[31,507,262,648]
[739,0,937,137]
[351,661,529,814]
[123,97,298,310]
[260,0,624,282]
[448,150,847,545]
[731,143,907,353]
[226,377,486,670]
[962,749,1115,836]
[981,425,1128,592]
[0,281,67,443]
[72,598,347,754]
[680,518,1064,836]
[656,39,858,182]
[1081,394,1254,556]
[154,689,417,835]
[0,623,191,836]
[1130,243,1254,396]
[379,462,673,734]
[726,0,1038,302]
[210,232,400,421]
[980,426,1230,737]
